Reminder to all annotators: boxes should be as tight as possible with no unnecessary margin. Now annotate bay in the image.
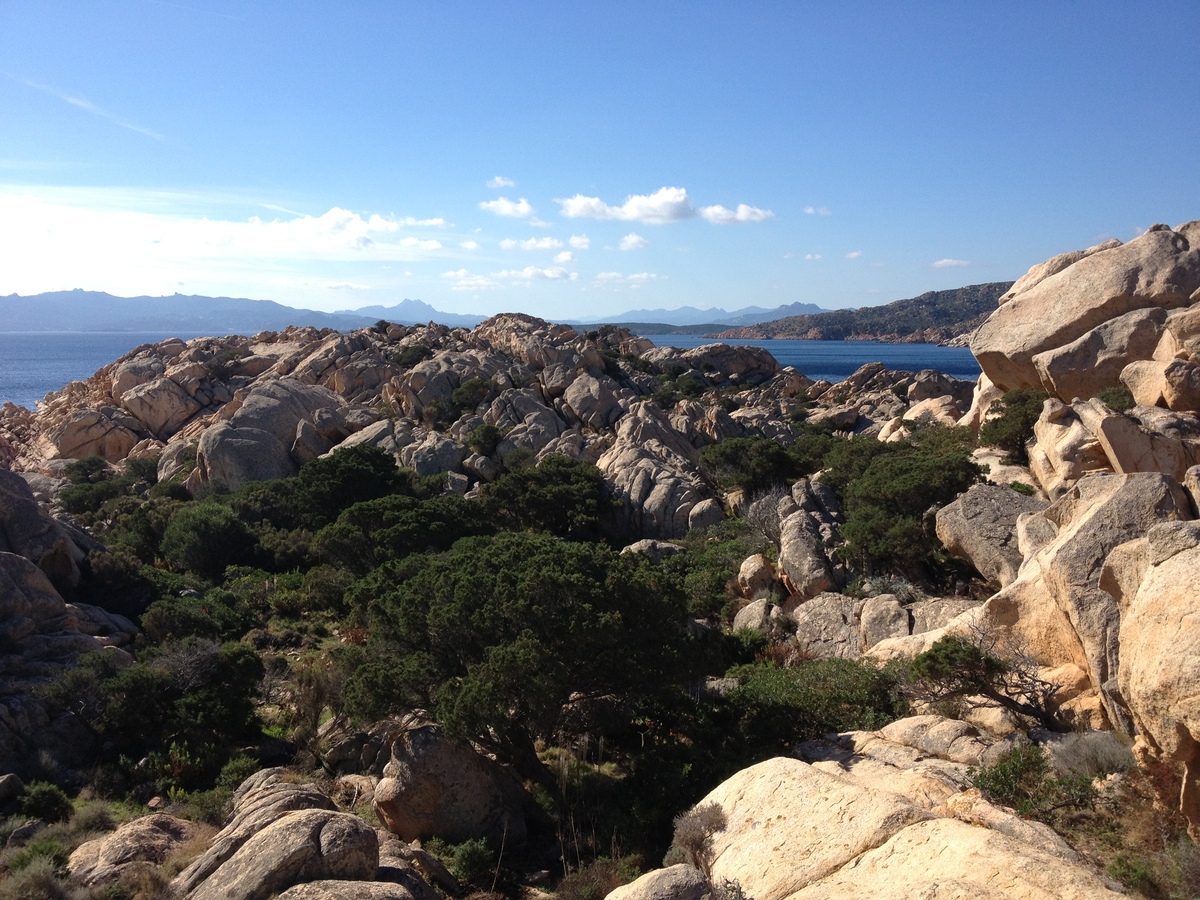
[0,332,202,409]
[0,331,982,411]
[640,335,981,383]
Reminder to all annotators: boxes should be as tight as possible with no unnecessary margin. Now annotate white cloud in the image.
[556,186,771,225]
[443,268,499,291]
[619,233,648,251]
[323,281,370,290]
[845,250,863,259]
[397,216,447,227]
[459,240,480,250]
[487,176,516,188]
[494,266,578,283]
[931,258,970,267]
[499,236,563,251]
[569,234,591,249]
[804,205,831,216]
[783,252,795,259]
[0,188,458,304]
[697,203,773,224]
[593,271,658,288]
[804,253,822,260]
[479,196,534,218]
[554,251,574,263]
[399,237,443,250]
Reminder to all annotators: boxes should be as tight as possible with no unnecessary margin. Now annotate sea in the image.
[0,331,981,410]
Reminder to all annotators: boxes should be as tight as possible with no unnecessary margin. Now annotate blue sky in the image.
[1,2,1198,320]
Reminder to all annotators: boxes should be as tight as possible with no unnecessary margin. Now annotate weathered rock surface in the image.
[182,809,378,900]
[1117,523,1200,834]
[605,865,708,900]
[935,483,1047,587]
[69,814,198,887]
[372,725,527,845]
[972,223,1200,394]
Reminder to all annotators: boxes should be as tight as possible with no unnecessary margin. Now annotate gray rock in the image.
[935,484,1047,587]
[859,596,909,650]
[792,594,859,659]
[183,810,377,900]
[372,725,526,846]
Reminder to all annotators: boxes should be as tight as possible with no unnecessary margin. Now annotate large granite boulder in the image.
[1117,522,1200,836]
[181,809,377,900]
[972,223,1200,395]
[69,814,199,888]
[372,725,527,845]
[0,468,87,589]
[935,483,1047,587]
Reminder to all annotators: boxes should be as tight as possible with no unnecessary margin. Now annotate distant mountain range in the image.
[715,282,1015,344]
[0,287,1010,341]
[567,301,830,328]
[0,291,488,333]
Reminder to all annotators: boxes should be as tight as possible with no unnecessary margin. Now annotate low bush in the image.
[979,388,1049,465]
[969,743,1094,820]
[20,782,74,824]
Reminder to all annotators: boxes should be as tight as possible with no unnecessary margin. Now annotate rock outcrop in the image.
[372,725,527,845]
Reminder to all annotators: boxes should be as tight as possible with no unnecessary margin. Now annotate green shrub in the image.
[467,423,506,456]
[20,782,73,824]
[0,854,71,900]
[969,743,1095,820]
[979,388,1049,465]
[1097,385,1135,412]
[425,837,495,887]
[726,658,904,752]
[161,502,257,579]
[392,344,433,368]
[555,857,641,900]
[7,835,69,873]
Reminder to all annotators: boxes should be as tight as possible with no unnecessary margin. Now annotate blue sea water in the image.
[0,331,982,410]
[640,335,981,383]
[0,332,201,409]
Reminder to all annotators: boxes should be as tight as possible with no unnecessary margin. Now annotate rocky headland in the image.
[1,219,1199,899]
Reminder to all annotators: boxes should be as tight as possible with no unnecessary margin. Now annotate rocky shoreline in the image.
[1,219,1199,899]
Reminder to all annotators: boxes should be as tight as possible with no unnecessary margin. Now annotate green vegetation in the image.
[735,282,1013,341]
[979,387,1049,465]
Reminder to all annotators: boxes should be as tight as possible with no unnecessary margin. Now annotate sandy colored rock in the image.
[1118,534,1200,833]
[183,809,377,900]
[276,883,418,900]
[785,817,1124,900]
[858,595,909,650]
[604,864,707,900]
[778,513,834,599]
[791,593,858,658]
[736,554,775,600]
[703,757,932,900]
[971,226,1200,392]
[1031,306,1166,401]
[1028,399,1111,498]
[69,814,198,887]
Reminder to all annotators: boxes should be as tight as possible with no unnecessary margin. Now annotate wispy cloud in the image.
[804,205,831,216]
[494,266,578,282]
[21,78,165,142]
[397,215,447,227]
[459,240,480,250]
[594,271,658,289]
[487,176,516,188]
[479,196,534,218]
[554,251,573,263]
[845,250,863,259]
[499,236,563,250]
[557,186,771,225]
[323,281,370,290]
[804,253,822,260]
[568,234,591,249]
[932,258,970,267]
[619,233,648,251]
[443,268,499,291]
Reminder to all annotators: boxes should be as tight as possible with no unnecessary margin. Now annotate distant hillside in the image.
[568,300,829,328]
[0,291,487,333]
[715,282,1013,343]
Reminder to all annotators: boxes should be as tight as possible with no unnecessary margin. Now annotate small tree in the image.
[907,630,1063,730]
[979,388,1049,465]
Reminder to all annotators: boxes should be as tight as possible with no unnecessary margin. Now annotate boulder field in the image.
[5,219,1200,895]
